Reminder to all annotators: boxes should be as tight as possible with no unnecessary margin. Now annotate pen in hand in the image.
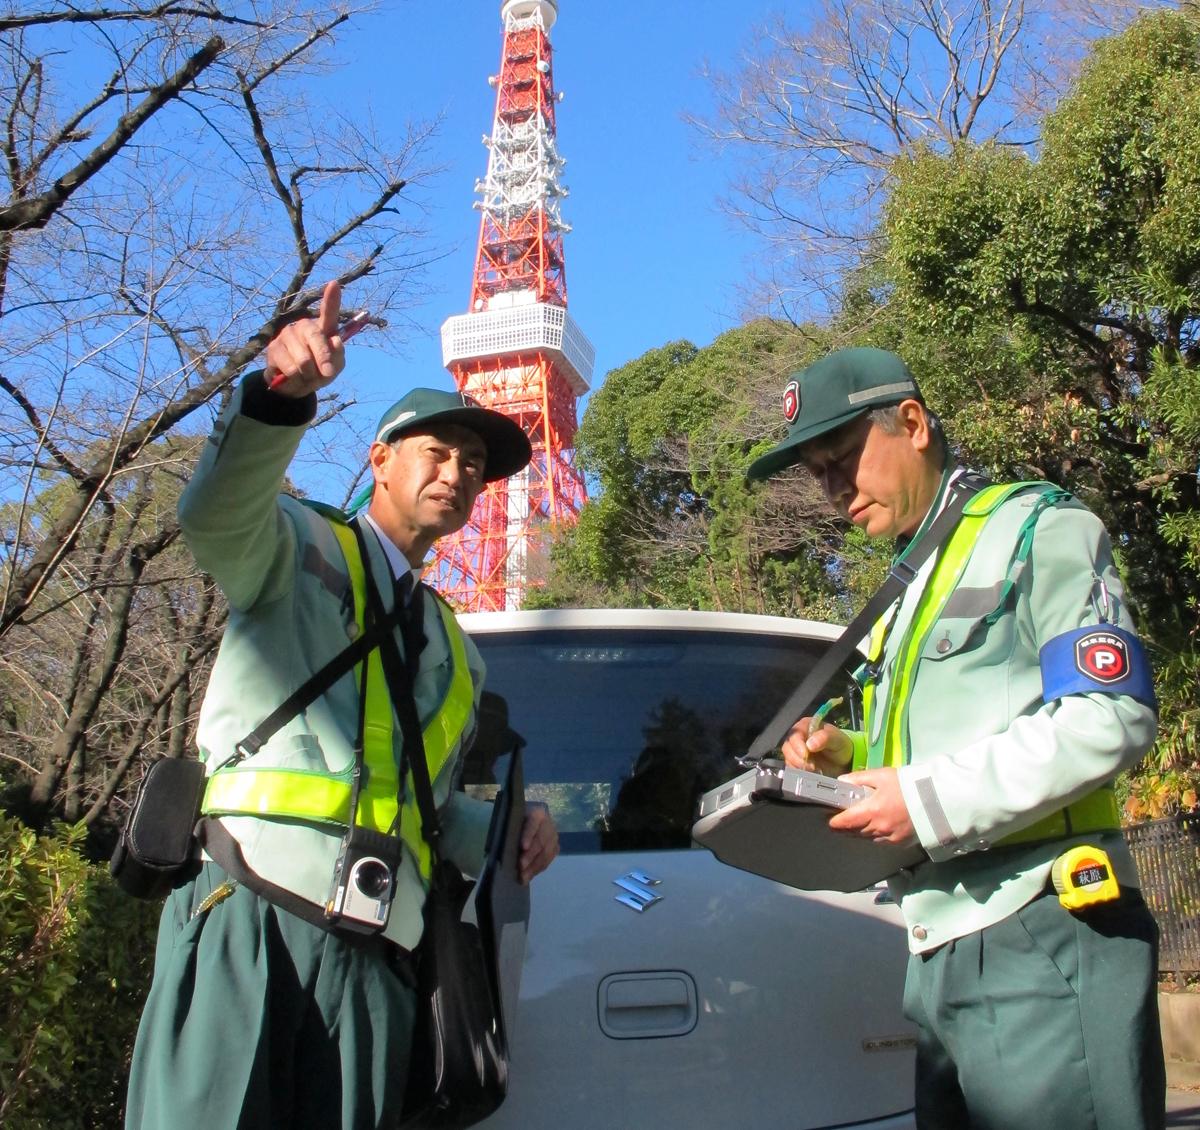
[267,308,372,391]
[810,696,844,734]
[337,309,372,343]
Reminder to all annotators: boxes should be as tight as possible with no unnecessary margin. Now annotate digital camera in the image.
[326,836,398,933]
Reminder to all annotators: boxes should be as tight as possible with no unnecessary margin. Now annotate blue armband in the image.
[1039,625,1156,709]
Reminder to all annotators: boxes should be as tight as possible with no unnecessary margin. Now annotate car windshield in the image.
[461,627,854,854]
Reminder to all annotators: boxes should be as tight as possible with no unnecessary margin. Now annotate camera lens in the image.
[352,858,391,899]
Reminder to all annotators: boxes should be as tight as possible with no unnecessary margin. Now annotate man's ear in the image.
[898,399,933,452]
[368,440,392,483]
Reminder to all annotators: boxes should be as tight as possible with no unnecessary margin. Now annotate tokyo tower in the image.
[429,0,594,611]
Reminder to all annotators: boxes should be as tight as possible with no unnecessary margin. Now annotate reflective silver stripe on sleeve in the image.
[915,776,957,848]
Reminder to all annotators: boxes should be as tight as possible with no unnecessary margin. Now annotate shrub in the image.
[0,817,159,1128]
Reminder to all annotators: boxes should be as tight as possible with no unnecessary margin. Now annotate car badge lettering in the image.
[782,380,801,425]
[862,1035,918,1053]
[613,870,662,913]
[1074,631,1129,683]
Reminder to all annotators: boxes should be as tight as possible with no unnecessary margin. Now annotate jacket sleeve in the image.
[177,373,317,612]
[897,500,1157,861]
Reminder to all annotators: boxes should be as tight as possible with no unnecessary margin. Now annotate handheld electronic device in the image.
[693,760,926,892]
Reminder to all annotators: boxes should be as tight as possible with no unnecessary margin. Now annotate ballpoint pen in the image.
[810,696,844,733]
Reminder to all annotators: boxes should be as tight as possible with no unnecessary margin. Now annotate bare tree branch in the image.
[0,35,224,232]
[0,3,441,829]
[0,5,263,33]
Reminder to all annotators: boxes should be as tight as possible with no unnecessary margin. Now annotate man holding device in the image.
[748,347,1164,1130]
[125,281,558,1129]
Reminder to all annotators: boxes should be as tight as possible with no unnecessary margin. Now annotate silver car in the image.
[460,608,917,1130]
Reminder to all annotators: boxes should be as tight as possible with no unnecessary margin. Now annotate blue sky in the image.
[330,0,790,429]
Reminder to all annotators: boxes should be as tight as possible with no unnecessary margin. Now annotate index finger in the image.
[785,716,813,742]
[317,279,342,339]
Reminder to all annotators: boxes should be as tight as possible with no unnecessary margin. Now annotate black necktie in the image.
[395,572,426,675]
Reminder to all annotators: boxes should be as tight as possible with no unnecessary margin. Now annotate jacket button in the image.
[346,622,361,640]
[936,637,952,654]
[912,925,928,941]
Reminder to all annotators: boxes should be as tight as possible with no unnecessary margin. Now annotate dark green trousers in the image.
[125,862,417,1130]
[903,886,1165,1130]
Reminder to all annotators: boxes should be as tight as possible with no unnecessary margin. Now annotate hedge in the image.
[0,817,160,1128]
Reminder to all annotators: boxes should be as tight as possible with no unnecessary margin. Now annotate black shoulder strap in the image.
[744,471,988,761]
[351,543,446,856]
[197,817,336,929]
[228,577,403,764]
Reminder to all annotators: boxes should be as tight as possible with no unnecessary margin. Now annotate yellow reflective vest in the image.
[857,481,1120,844]
[202,518,475,883]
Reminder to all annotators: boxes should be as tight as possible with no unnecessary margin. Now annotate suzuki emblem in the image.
[613,870,663,912]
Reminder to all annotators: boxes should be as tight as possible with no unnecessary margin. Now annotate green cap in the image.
[373,387,532,482]
[746,347,922,481]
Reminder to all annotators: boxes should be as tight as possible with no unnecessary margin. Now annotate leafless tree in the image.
[692,0,1160,320]
[0,2,442,831]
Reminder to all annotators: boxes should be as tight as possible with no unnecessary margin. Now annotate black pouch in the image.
[110,757,206,899]
[399,858,507,1129]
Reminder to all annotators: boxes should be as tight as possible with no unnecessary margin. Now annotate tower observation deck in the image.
[429,0,594,611]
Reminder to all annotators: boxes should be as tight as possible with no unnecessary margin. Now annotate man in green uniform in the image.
[125,281,559,1129]
[748,347,1164,1130]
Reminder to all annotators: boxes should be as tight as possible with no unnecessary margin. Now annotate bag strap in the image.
[744,470,988,761]
[195,817,413,960]
[353,540,447,862]
[197,816,337,929]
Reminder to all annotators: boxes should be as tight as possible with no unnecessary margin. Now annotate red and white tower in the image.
[430,0,594,611]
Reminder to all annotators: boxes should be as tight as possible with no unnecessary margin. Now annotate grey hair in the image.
[868,405,906,434]
[868,404,949,467]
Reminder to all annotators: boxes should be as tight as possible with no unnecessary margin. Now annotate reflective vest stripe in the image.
[1001,786,1120,844]
[202,518,474,882]
[861,481,1118,840]
[871,484,1014,770]
[329,521,402,834]
[203,767,355,826]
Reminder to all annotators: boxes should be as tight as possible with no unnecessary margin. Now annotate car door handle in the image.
[598,972,698,1039]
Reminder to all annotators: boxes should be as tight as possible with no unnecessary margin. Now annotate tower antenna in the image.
[431,0,594,611]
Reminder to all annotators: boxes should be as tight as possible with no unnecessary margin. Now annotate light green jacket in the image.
[179,377,492,949]
[861,475,1156,954]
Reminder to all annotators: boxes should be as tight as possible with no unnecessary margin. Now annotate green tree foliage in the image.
[0,817,159,1128]
[554,9,1199,813]
[693,0,1162,314]
[533,320,877,619]
[879,7,1200,813]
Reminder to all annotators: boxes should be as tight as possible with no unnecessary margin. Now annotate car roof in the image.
[457,607,844,642]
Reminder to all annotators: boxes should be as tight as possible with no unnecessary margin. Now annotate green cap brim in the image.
[746,404,871,482]
[381,405,532,482]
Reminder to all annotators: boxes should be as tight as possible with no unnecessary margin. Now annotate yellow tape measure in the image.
[1051,845,1120,911]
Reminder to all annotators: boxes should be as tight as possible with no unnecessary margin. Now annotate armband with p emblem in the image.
[1039,624,1156,709]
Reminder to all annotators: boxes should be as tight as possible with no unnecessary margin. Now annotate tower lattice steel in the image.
[429,0,594,611]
